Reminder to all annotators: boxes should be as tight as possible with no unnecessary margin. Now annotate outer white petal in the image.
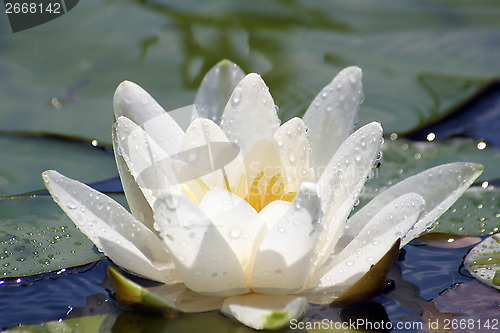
[192,59,246,124]
[220,73,280,155]
[42,170,179,283]
[315,122,383,269]
[252,183,321,294]
[346,162,484,246]
[199,188,266,279]
[272,117,313,193]
[221,294,308,330]
[115,116,180,207]
[303,66,363,173]
[154,192,249,296]
[113,80,184,152]
[307,193,425,297]
[112,128,154,230]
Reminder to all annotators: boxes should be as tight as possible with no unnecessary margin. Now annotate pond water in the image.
[0,241,481,331]
[1,0,500,332]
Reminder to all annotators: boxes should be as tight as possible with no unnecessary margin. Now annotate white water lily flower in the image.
[43,60,483,330]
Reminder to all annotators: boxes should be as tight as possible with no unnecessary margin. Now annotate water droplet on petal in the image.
[230,226,242,239]
[232,90,241,104]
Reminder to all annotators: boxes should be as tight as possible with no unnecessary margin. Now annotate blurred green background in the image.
[2,0,500,143]
[1,0,500,330]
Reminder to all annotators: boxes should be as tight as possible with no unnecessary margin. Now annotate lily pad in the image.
[464,233,500,290]
[422,280,500,332]
[0,133,117,197]
[430,187,500,236]
[0,195,130,277]
[364,137,500,198]
[2,1,500,142]
[415,233,482,249]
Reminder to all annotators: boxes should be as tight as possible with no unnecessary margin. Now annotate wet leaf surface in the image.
[0,133,117,197]
[464,233,500,290]
[0,194,128,277]
[364,138,500,198]
[431,187,500,236]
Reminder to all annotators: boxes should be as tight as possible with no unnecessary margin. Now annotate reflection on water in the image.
[0,240,480,331]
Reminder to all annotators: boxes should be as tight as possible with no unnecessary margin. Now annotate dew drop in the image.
[232,90,241,104]
[230,226,242,239]
[66,202,77,210]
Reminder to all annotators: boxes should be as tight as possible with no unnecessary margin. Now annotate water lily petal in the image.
[303,66,363,173]
[272,117,313,193]
[252,182,321,294]
[192,59,246,124]
[154,192,249,296]
[178,118,247,202]
[221,294,308,330]
[199,188,266,279]
[114,80,184,152]
[42,170,179,283]
[115,116,181,207]
[315,122,383,269]
[258,200,291,230]
[220,73,280,155]
[347,162,484,246]
[112,129,155,230]
[308,193,425,296]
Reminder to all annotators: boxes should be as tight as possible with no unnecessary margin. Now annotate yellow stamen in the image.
[194,178,210,193]
[282,191,296,202]
[248,171,264,212]
[221,168,231,192]
[263,173,282,206]
[180,184,199,205]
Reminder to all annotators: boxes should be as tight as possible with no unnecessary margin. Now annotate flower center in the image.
[179,170,296,213]
[246,171,296,212]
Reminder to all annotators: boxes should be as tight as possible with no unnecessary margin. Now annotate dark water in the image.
[0,240,478,332]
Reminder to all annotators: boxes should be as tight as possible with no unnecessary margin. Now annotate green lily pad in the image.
[0,194,130,277]
[357,138,500,237]
[1,1,500,141]
[464,233,500,290]
[430,187,500,236]
[364,137,500,198]
[0,133,117,197]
